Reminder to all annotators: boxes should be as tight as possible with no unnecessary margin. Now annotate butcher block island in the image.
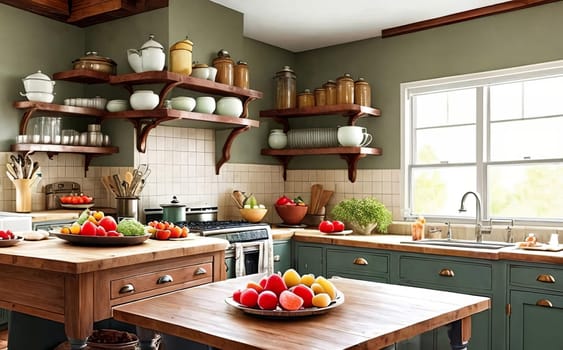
[0,236,229,349]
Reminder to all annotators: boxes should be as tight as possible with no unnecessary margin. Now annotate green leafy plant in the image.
[330,197,392,234]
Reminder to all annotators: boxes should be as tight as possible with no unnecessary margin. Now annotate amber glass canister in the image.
[323,80,337,105]
[234,60,250,89]
[314,88,326,106]
[274,66,296,109]
[336,73,354,104]
[297,89,314,108]
[354,77,371,107]
[213,49,234,85]
[169,36,194,75]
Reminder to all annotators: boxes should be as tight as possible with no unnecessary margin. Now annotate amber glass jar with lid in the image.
[274,66,297,109]
[169,36,193,75]
[354,77,371,106]
[297,89,314,108]
[212,49,234,85]
[314,88,326,106]
[336,73,354,104]
[234,60,249,89]
[323,80,337,105]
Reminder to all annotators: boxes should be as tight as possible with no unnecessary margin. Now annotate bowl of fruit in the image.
[59,193,94,209]
[274,195,308,225]
[239,195,268,223]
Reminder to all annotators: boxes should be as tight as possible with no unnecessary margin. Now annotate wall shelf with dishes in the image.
[260,104,382,183]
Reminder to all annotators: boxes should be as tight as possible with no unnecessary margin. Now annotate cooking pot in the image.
[72,52,117,74]
[161,196,186,222]
[127,34,166,73]
[22,70,55,93]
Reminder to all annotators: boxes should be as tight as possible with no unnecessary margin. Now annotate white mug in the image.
[338,126,372,147]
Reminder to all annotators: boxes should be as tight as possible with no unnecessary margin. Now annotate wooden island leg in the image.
[447,317,471,350]
[65,274,94,349]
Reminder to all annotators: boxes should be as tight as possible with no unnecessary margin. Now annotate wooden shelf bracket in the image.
[216,126,251,175]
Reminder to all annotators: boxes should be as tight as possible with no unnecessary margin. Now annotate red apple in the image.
[98,216,117,232]
[95,226,107,236]
[80,221,97,236]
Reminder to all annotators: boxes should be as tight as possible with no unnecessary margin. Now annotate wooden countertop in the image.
[272,228,562,264]
[0,236,229,274]
[113,274,490,350]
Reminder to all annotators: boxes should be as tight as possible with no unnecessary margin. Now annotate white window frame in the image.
[400,59,563,226]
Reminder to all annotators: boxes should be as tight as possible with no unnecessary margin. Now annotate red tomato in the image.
[155,229,171,240]
[332,220,345,232]
[318,220,334,233]
[71,196,81,204]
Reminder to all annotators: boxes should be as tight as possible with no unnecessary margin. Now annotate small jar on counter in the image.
[323,80,337,105]
[314,88,326,106]
[297,89,314,108]
[354,77,371,107]
[274,66,296,109]
[212,49,234,85]
[268,129,287,149]
[336,73,354,104]
[234,60,249,89]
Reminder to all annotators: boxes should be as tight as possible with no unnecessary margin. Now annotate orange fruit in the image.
[279,290,303,311]
[312,293,331,308]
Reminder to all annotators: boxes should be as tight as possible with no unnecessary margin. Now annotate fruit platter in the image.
[59,194,95,209]
[53,209,150,246]
[0,230,24,247]
[226,268,345,318]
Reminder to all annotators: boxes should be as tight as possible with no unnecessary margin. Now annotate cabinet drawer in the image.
[399,256,492,292]
[110,262,213,300]
[509,264,563,293]
[327,248,388,278]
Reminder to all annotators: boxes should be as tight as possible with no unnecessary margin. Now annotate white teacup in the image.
[337,126,373,147]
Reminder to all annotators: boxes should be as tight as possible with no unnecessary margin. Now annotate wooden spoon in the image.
[317,190,334,214]
[309,184,323,214]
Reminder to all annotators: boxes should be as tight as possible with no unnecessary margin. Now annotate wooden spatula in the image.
[317,190,334,214]
[309,184,323,214]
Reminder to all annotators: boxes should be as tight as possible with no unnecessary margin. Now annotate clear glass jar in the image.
[323,80,337,105]
[354,77,371,106]
[336,73,354,104]
[234,60,249,89]
[212,49,234,85]
[274,66,296,109]
[268,129,287,149]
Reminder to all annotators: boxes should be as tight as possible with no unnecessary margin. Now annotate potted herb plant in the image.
[330,197,392,235]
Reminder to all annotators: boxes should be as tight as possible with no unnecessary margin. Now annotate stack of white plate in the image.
[287,128,339,148]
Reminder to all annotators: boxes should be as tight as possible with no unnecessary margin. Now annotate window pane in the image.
[490,82,522,121]
[490,116,563,161]
[523,76,563,118]
[415,125,476,164]
[411,166,476,216]
[414,88,476,128]
[488,163,563,219]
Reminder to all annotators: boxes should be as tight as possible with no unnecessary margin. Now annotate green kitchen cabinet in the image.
[326,247,390,282]
[395,253,505,350]
[507,262,563,350]
[273,239,292,273]
[294,242,324,277]
[0,308,8,330]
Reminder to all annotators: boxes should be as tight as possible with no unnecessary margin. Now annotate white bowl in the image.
[171,96,196,112]
[130,90,159,110]
[216,97,243,117]
[106,99,130,112]
[20,91,54,103]
[191,67,209,79]
[207,67,218,81]
[194,96,216,114]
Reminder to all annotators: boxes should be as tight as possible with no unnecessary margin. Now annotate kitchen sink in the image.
[401,239,515,250]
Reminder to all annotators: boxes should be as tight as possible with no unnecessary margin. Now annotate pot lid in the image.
[23,70,52,82]
[161,196,186,208]
[141,34,164,50]
[170,36,193,50]
[72,51,116,65]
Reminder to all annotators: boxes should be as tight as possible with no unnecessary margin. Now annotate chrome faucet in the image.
[459,191,488,242]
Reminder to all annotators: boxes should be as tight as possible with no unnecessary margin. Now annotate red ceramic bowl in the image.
[275,204,308,225]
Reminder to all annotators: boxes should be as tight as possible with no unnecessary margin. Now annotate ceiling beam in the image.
[382,0,561,38]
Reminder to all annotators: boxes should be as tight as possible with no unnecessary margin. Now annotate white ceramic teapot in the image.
[127,34,165,73]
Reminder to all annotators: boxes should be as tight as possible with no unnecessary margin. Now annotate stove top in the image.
[175,220,270,237]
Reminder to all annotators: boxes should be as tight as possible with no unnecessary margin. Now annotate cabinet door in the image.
[509,290,563,350]
[0,308,8,330]
[326,248,389,282]
[295,244,323,276]
[273,240,292,273]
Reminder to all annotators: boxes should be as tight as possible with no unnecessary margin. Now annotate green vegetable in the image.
[330,197,392,234]
[76,209,90,225]
[116,218,146,236]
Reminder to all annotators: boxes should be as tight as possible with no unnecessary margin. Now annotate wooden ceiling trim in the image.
[382,0,561,38]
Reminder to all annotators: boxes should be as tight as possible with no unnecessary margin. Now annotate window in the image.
[401,60,563,225]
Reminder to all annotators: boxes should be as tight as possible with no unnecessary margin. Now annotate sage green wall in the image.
[292,1,563,170]
[0,3,84,151]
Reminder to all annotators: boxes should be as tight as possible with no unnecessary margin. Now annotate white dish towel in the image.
[234,238,274,277]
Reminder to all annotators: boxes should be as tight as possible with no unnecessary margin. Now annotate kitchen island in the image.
[0,235,228,349]
[113,274,490,350]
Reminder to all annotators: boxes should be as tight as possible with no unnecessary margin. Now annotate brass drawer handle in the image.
[439,268,455,277]
[536,299,553,308]
[273,255,281,262]
[119,284,135,294]
[195,267,207,275]
[157,275,173,284]
[536,274,556,283]
[353,257,368,265]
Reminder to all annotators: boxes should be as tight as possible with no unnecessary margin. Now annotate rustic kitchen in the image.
[0,0,562,349]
